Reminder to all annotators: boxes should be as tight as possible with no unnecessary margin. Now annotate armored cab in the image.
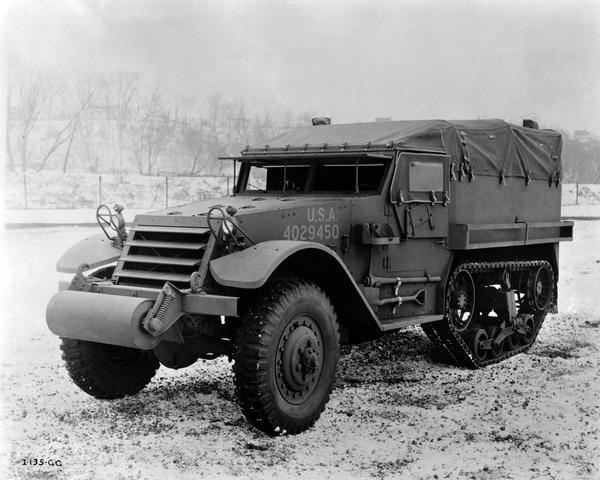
[46,119,573,435]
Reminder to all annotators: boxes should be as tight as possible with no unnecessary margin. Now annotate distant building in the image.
[573,130,598,143]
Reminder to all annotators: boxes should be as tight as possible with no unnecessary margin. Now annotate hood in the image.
[142,195,352,219]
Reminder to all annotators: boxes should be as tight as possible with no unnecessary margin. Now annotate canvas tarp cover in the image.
[245,119,562,181]
[443,120,562,181]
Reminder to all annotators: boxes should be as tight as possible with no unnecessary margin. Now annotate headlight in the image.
[57,272,75,290]
[222,219,237,236]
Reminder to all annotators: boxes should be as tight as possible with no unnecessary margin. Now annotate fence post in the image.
[23,173,28,209]
[165,176,169,208]
[575,183,579,205]
[98,175,102,205]
[226,176,230,196]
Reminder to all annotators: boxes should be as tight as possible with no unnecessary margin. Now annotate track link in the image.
[427,260,554,369]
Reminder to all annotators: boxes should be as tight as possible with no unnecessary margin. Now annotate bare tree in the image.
[6,66,353,176]
[562,132,600,184]
[232,99,250,144]
[96,75,115,171]
[95,72,140,172]
[62,81,98,173]
[6,82,14,170]
[11,70,57,171]
[204,94,230,175]
[36,93,92,172]
[70,77,99,172]
[251,107,275,145]
[115,73,139,169]
[128,88,178,175]
[180,121,207,175]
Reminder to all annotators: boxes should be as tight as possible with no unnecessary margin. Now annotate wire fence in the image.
[4,172,600,209]
[6,172,233,210]
[561,183,600,206]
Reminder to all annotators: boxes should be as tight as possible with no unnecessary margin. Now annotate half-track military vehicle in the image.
[46,118,573,435]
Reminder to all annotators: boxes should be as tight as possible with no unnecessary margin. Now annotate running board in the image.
[379,314,443,332]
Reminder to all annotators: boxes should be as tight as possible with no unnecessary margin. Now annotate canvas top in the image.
[232,119,562,181]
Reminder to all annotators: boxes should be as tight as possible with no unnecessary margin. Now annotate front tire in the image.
[60,338,159,399]
[233,279,340,435]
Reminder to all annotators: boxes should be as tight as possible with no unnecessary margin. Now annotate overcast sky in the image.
[3,0,600,133]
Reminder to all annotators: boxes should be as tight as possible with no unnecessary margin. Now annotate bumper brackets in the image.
[142,283,184,339]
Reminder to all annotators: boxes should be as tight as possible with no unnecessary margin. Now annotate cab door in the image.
[364,151,452,319]
[390,152,450,238]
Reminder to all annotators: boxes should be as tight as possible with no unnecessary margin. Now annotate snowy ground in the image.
[0,223,598,480]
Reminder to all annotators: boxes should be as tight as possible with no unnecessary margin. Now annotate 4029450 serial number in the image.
[283,224,340,241]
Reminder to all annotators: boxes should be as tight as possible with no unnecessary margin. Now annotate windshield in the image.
[238,156,389,194]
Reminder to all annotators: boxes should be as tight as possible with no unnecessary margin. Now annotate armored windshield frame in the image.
[234,153,393,195]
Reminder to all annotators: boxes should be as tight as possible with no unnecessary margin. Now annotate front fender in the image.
[209,241,383,340]
[210,241,342,289]
[57,232,121,273]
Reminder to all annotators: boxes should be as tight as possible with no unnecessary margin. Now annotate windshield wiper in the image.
[247,183,267,192]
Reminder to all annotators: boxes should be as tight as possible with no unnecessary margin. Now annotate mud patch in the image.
[337,328,434,386]
[371,456,416,479]
[582,319,600,328]
[534,348,578,359]
[374,383,467,410]
[532,339,595,359]
[231,441,295,471]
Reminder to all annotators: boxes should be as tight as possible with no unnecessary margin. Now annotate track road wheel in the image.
[60,338,159,399]
[506,330,521,350]
[233,279,340,436]
[468,328,490,363]
[488,326,504,358]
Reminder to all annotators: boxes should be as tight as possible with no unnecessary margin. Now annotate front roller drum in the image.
[46,290,158,349]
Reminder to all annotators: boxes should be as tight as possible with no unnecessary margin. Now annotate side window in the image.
[246,165,267,191]
[390,153,449,204]
[243,164,310,192]
[409,160,444,192]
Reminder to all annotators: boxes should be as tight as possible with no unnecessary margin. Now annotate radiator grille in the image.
[113,225,211,289]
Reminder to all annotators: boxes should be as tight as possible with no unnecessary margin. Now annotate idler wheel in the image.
[521,315,536,345]
[528,265,553,311]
